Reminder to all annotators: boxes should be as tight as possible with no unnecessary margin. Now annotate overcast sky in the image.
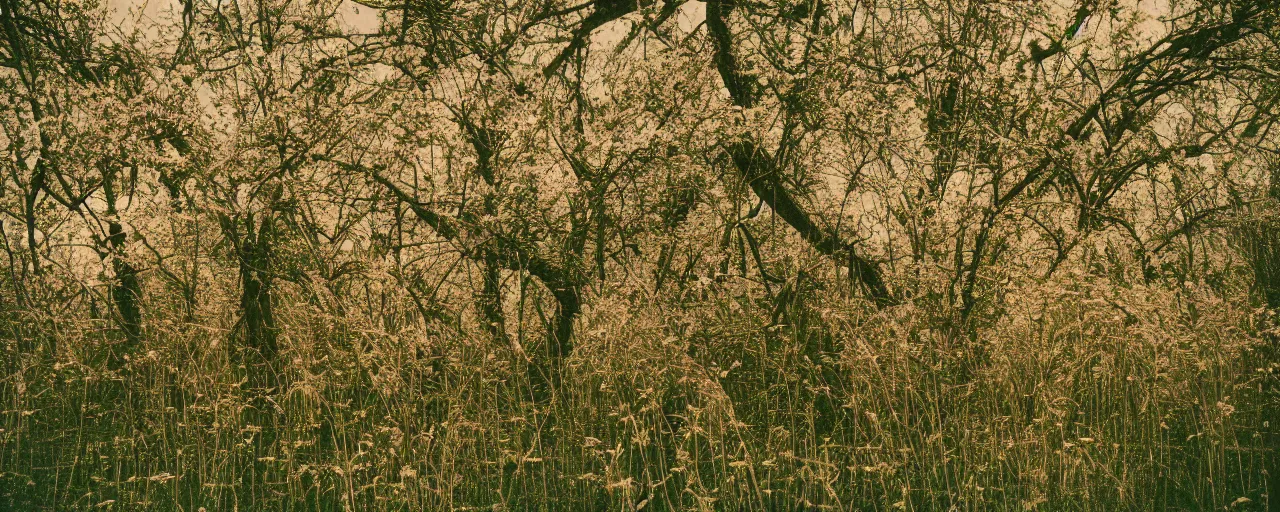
[106,0,382,36]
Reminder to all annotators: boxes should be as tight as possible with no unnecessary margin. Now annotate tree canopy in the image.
[2,0,1280,509]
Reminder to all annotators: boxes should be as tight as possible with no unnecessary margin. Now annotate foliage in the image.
[1,0,1279,510]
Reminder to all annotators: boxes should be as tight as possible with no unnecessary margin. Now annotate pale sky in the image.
[107,0,382,36]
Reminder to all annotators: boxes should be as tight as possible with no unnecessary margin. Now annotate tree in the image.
[313,0,725,394]
[0,0,196,365]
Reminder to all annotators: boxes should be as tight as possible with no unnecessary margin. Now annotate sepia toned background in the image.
[2,0,1279,510]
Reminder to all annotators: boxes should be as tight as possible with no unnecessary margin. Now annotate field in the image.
[2,0,1280,509]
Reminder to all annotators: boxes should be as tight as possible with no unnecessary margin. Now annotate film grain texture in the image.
[1,0,1279,510]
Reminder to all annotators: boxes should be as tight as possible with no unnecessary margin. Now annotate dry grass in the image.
[2,263,1277,511]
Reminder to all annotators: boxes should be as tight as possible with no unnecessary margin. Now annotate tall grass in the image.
[0,264,1276,511]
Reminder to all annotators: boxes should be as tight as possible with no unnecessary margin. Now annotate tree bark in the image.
[104,221,143,368]
[550,286,580,362]
[479,253,518,353]
[705,0,895,307]
[361,164,584,395]
[220,212,281,391]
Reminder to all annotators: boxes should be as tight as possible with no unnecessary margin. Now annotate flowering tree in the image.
[0,0,196,365]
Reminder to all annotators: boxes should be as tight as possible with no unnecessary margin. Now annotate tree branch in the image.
[705,0,895,306]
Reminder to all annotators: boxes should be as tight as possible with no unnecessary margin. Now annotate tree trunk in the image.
[239,220,279,389]
[105,221,142,368]
[551,286,580,361]
[221,212,280,391]
[226,213,284,507]
[529,284,580,401]
[479,254,519,354]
